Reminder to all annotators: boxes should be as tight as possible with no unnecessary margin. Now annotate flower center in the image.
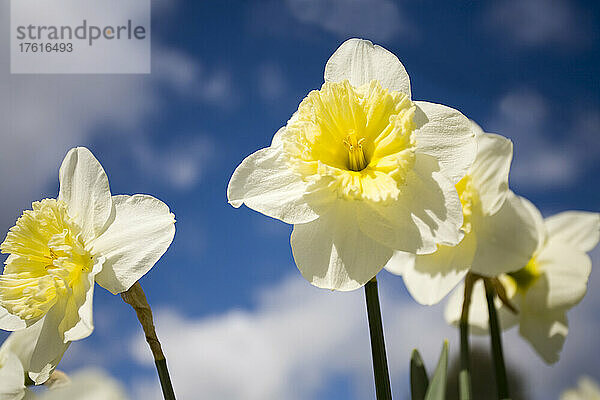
[282,80,416,202]
[0,199,93,322]
[343,132,368,171]
[455,175,480,234]
[506,257,541,293]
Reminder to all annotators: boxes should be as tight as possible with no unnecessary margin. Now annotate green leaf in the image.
[410,349,429,400]
[425,341,449,400]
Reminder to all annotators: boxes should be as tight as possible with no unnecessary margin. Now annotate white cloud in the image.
[285,0,413,43]
[486,89,599,190]
[485,0,592,49]
[129,249,600,400]
[129,277,454,400]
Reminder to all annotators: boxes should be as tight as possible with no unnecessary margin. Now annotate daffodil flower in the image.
[0,147,176,381]
[228,38,476,290]
[561,377,600,400]
[385,123,540,304]
[445,202,599,363]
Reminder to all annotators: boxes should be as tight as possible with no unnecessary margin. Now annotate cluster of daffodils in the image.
[229,37,599,368]
[445,207,599,363]
[1,36,597,399]
[0,147,175,398]
[385,123,539,305]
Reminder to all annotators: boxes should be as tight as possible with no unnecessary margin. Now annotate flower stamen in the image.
[343,132,367,171]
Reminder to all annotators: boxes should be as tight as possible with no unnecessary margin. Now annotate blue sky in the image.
[1,0,599,398]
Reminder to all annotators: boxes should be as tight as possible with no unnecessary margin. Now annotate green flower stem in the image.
[484,278,509,400]
[459,274,476,400]
[122,282,176,400]
[155,359,176,399]
[364,277,393,400]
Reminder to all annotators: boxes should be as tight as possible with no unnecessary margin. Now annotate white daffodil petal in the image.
[358,201,432,255]
[469,132,513,215]
[519,309,568,364]
[414,101,476,184]
[291,203,393,291]
[359,154,463,254]
[28,303,70,384]
[519,196,547,253]
[0,306,26,331]
[227,146,322,224]
[324,38,411,96]
[529,243,591,310]
[408,154,464,247]
[2,321,44,373]
[384,251,415,275]
[57,147,113,243]
[402,233,475,305]
[63,259,103,342]
[91,195,175,295]
[545,211,600,253]
[0,350,26,400]
[270,126,287,147]
[471,193,539,276]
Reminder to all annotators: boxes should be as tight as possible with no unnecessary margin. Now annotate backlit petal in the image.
[291,203,393,291]
[62,259,103,342]
[359,154,463,253]
[471,193,539,276]
[91,195,175,295]
[0,349,26,399]
[469,132,513,215]
[227,146,322,224]
[28,301,70,384]
[0,306,27,331]
[324,38,411,96]
[57,147,113,243]
[519,309,568,364]
[527,242,591,310]
[383,251,414,276]
[545,211,600,253]
[414,101,476,184]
